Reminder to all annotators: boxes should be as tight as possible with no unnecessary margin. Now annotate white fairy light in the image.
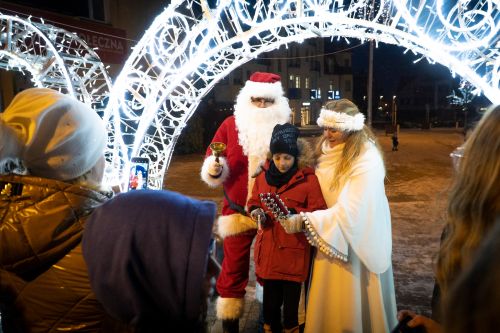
[1,1,498,190]
[0,13,113,179]
[101,0,498,190]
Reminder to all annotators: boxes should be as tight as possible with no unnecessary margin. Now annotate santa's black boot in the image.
[222,319,239,333]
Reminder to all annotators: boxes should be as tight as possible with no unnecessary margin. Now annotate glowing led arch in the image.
[105,0,499,189]
[0,14,118,179]
[0,14,112,109]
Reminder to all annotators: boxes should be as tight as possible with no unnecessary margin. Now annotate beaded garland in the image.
[300,211,348,262]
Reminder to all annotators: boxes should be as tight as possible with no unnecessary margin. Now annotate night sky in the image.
[351,42,458,98]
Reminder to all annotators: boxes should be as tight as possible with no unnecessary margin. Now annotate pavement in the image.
[163,127,464,333]
[0,126,462,333]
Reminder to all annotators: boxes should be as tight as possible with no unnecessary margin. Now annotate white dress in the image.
[303,141,397,333]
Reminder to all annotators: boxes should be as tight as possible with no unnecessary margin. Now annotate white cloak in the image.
[304,141,397,333]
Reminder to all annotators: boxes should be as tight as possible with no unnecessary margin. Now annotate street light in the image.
[392,95,397,130]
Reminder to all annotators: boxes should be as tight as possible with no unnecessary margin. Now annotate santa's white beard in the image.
[234,96,291,160]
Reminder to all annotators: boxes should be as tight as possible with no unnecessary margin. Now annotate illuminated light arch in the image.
[105,0,499,189]
[0,13,116,163]
[0,14,112,109]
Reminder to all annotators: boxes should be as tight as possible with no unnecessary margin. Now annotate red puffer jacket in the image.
[247,163,327,283]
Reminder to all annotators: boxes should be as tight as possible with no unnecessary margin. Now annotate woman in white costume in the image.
[279,99,397,332]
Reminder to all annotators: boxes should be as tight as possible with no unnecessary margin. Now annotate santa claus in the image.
[201,72,291,332]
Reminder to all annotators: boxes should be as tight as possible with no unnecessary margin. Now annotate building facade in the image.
[0,1,353,129]
[210,38,353,127]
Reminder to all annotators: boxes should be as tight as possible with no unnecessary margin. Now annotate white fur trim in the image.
[241,80,284,100]
[317,108,365,131]
[200,155,229,187]
[217,214,257,238]
[233,93,291,158]
[216,297,245,320]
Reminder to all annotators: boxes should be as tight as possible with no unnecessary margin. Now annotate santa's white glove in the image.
[250,208,266,224]
[279,214,304,234]
[207,160,223,177]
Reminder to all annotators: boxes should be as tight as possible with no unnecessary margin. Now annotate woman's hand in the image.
[396,310,443,333]
[279,214,303,234]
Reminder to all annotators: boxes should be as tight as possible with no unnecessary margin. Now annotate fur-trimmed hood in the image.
[295,138,315,169]
[251,137,314,177]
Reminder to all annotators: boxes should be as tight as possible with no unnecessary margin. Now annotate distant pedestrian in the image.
[392,134,399,151]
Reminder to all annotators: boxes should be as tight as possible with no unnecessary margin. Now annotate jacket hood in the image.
[82,190,216,330]
[296,138,315,169]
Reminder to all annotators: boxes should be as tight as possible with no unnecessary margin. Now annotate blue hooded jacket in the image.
[82,190,216,332]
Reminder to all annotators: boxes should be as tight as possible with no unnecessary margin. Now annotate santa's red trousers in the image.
[216,230,257,298]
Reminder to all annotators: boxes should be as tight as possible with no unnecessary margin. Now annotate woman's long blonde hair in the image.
[436,105,500,295]
[314,99,382,192]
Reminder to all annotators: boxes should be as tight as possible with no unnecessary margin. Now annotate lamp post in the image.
[392,95,398,134]
[392,95,397,125]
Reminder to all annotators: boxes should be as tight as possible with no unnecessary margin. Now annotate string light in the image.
[1,1,498,190]
[103,0,498,190]
[0,13,114,178]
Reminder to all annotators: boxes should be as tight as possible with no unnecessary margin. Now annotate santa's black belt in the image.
[223,189,248,216]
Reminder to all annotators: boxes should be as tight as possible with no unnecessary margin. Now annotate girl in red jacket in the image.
[247,123,327,333]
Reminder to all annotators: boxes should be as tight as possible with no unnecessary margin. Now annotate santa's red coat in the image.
[201,115,258,318]
[204,116,247,215]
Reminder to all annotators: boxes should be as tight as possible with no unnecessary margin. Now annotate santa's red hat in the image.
[239,71,284,101]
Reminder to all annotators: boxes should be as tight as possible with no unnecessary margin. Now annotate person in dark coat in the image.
[247,124,327,333]
[392,133,399,151]
[82,189,217,333]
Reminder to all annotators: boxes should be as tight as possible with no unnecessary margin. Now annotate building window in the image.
[310,88,321,100]
[329,80,334,91]
[295,76,301,89]
[328,90,341,100]
[305,77,310,89]
[289,74,295,83]
[90,0,106,21]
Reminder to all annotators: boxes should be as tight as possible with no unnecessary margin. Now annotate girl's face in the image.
[323,127,346,147]
[272,153,295,173]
